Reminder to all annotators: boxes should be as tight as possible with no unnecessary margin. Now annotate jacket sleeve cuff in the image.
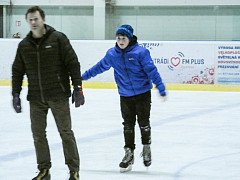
[157,83,166,94]
[72,78,82,87]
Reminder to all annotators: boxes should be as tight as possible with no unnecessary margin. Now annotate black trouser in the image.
[30,99,79,172]
[120,91,152,150]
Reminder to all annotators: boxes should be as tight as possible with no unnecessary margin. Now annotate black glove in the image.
[72,86,85,108]
[13,93,22,113]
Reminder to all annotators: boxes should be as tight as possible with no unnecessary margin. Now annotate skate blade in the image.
[144,161,151,167]
[120,165,132,173]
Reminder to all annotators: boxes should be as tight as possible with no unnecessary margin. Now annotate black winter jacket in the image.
[12,24,82,102]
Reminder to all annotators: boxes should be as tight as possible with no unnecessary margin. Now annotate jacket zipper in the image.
[36,45,45,102]
[122,51,135,95]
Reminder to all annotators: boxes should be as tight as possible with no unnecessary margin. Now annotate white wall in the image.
[0,39,115,81]
[1,39,240,85]
[0,39,19,79]
[5,6,95,39]
[0,0,10,5]
[9,0,94,6]
[0,0,240,6]
[115,0,240,6]
[5,5,240,41]
[2,0,240,6]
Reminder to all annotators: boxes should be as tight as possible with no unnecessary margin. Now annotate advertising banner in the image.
[1,39,240,86]
[216,44,240,85]
[140,41,215,84]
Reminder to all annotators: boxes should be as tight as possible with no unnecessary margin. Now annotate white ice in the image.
[0,86,240,180]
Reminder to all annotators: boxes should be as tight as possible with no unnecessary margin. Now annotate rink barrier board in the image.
[1,80,240,92]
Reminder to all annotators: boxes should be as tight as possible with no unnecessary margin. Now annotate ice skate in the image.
[141,144,151,167]
[69,171,79,180]
[119,147,134,172]
[32,169,51,180]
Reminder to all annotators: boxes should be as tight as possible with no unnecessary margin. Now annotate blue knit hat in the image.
[116,24,134,40]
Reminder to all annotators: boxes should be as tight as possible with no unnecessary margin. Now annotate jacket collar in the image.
[26,24,55,42]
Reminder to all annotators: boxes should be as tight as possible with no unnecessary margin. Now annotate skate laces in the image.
[122,148,133,163]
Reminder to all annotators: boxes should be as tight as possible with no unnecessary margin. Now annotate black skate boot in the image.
[69,171,79,180]
[32,169,51,180]
[142,145,151,167]
[119,147,134,172]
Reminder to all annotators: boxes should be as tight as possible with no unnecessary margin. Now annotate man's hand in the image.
[13,93,22,113]
[72,86,85,107]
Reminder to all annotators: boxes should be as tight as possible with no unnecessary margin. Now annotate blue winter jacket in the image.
[82,39,165,97]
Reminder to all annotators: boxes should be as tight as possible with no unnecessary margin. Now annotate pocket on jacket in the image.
[57,73,66,92]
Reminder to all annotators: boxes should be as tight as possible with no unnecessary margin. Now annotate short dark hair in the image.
[25,6,45,20]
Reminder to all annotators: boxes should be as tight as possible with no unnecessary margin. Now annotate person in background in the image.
[12,6,84,180]
[81,24,167,172]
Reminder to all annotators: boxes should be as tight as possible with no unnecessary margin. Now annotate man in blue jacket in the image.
[82,24,166,172]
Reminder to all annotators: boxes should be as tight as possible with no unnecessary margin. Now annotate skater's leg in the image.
[30,101,52,171]
[119,96,136,171]
[120,96,137,150]
[135,91,152,145]
[135,91,152,167]
[49,99,80,173]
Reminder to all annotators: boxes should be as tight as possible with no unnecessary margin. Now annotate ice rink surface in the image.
[0,86,240,180]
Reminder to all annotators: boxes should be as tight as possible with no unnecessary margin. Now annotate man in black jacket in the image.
[12,6,84,180]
